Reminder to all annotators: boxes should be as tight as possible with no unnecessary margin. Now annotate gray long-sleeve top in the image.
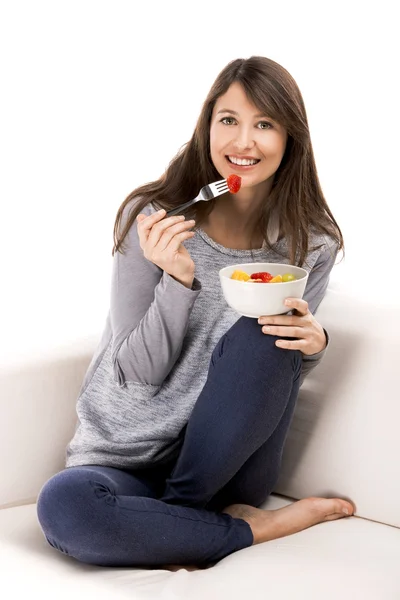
[66,201,338,469]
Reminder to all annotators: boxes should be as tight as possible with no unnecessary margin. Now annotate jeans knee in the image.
[37,469,139,566]
[38,470,79,534]
[37,468,107,559]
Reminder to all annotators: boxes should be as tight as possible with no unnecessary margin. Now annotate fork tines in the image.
[211,178,229,193]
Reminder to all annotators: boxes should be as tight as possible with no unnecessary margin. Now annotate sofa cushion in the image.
[0,335,99,508]
[275,287,400,528]
[1,495,399,600]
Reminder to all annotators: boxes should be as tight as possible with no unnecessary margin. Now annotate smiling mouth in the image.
[226,156,261,167]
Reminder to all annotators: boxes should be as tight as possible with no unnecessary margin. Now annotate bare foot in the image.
[222,497,355,545]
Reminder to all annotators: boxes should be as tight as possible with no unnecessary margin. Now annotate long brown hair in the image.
[112,56,344,266]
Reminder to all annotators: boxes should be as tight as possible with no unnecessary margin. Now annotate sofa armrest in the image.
[0,335,99,508]
[275,283,400,528]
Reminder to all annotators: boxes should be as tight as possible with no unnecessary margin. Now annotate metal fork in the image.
[166,179,229,217]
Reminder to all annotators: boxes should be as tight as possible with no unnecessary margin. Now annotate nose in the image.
[233,125,255,151]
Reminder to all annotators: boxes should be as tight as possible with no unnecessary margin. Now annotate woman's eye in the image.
[220,117,272,129]
[221,117,236,125]
[258,121,272,130]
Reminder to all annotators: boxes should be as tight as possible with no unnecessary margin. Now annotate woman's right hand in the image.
[136,209,196,288]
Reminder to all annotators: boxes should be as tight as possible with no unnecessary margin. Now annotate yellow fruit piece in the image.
[231,269,250,281]
[269,274,283,283]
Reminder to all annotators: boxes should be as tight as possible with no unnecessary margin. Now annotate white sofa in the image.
[1,272,400,600]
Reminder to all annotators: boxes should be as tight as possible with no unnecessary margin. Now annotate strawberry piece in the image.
[227,174,242,194]
[250,271,273,283]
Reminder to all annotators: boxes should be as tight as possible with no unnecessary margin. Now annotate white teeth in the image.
[228,156,259,166]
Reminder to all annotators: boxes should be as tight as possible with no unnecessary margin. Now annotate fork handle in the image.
[166,197,199,217]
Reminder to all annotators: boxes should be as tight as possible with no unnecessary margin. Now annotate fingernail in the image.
[342,508,349,515]
[285,299,292,306]
[158,209,165,214]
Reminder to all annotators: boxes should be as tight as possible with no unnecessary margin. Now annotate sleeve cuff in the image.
[163,272,202,294]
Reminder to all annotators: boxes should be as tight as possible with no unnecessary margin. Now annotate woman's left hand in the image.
[258,298,327,356]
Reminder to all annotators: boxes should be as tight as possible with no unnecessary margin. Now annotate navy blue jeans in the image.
[37,316,302,567]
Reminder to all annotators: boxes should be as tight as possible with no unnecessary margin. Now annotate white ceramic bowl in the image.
[219,262,309,318]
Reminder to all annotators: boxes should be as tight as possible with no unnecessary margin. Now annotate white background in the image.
[0,0,398,364]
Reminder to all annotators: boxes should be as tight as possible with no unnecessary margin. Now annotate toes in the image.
[331,498,354,516]
[334,499,355,516]
[306,497,354,518]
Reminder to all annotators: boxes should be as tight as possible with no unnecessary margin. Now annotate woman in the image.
[37,56,354,569]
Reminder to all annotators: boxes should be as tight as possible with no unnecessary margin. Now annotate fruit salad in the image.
[231,270,297,283]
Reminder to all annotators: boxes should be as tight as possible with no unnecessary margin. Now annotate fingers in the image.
[260,317,326,355]
[136,209,166,246]
[261,325,305,339]
[136,210,194,250]
[274,338,308,350]
[147,215,184,247]
[284,298,309,316]
[258,305,322,354]
[258,313,308,327]
[136,209,196,269]
[151,218,195,252]
[166,229,196,253]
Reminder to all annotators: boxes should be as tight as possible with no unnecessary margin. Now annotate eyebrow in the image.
[217,108,271,119]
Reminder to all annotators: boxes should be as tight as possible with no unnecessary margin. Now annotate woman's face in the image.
[209,82,288,190]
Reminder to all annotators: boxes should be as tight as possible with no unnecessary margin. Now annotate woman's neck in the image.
[201,211,263,250]
[200,184,270,250]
